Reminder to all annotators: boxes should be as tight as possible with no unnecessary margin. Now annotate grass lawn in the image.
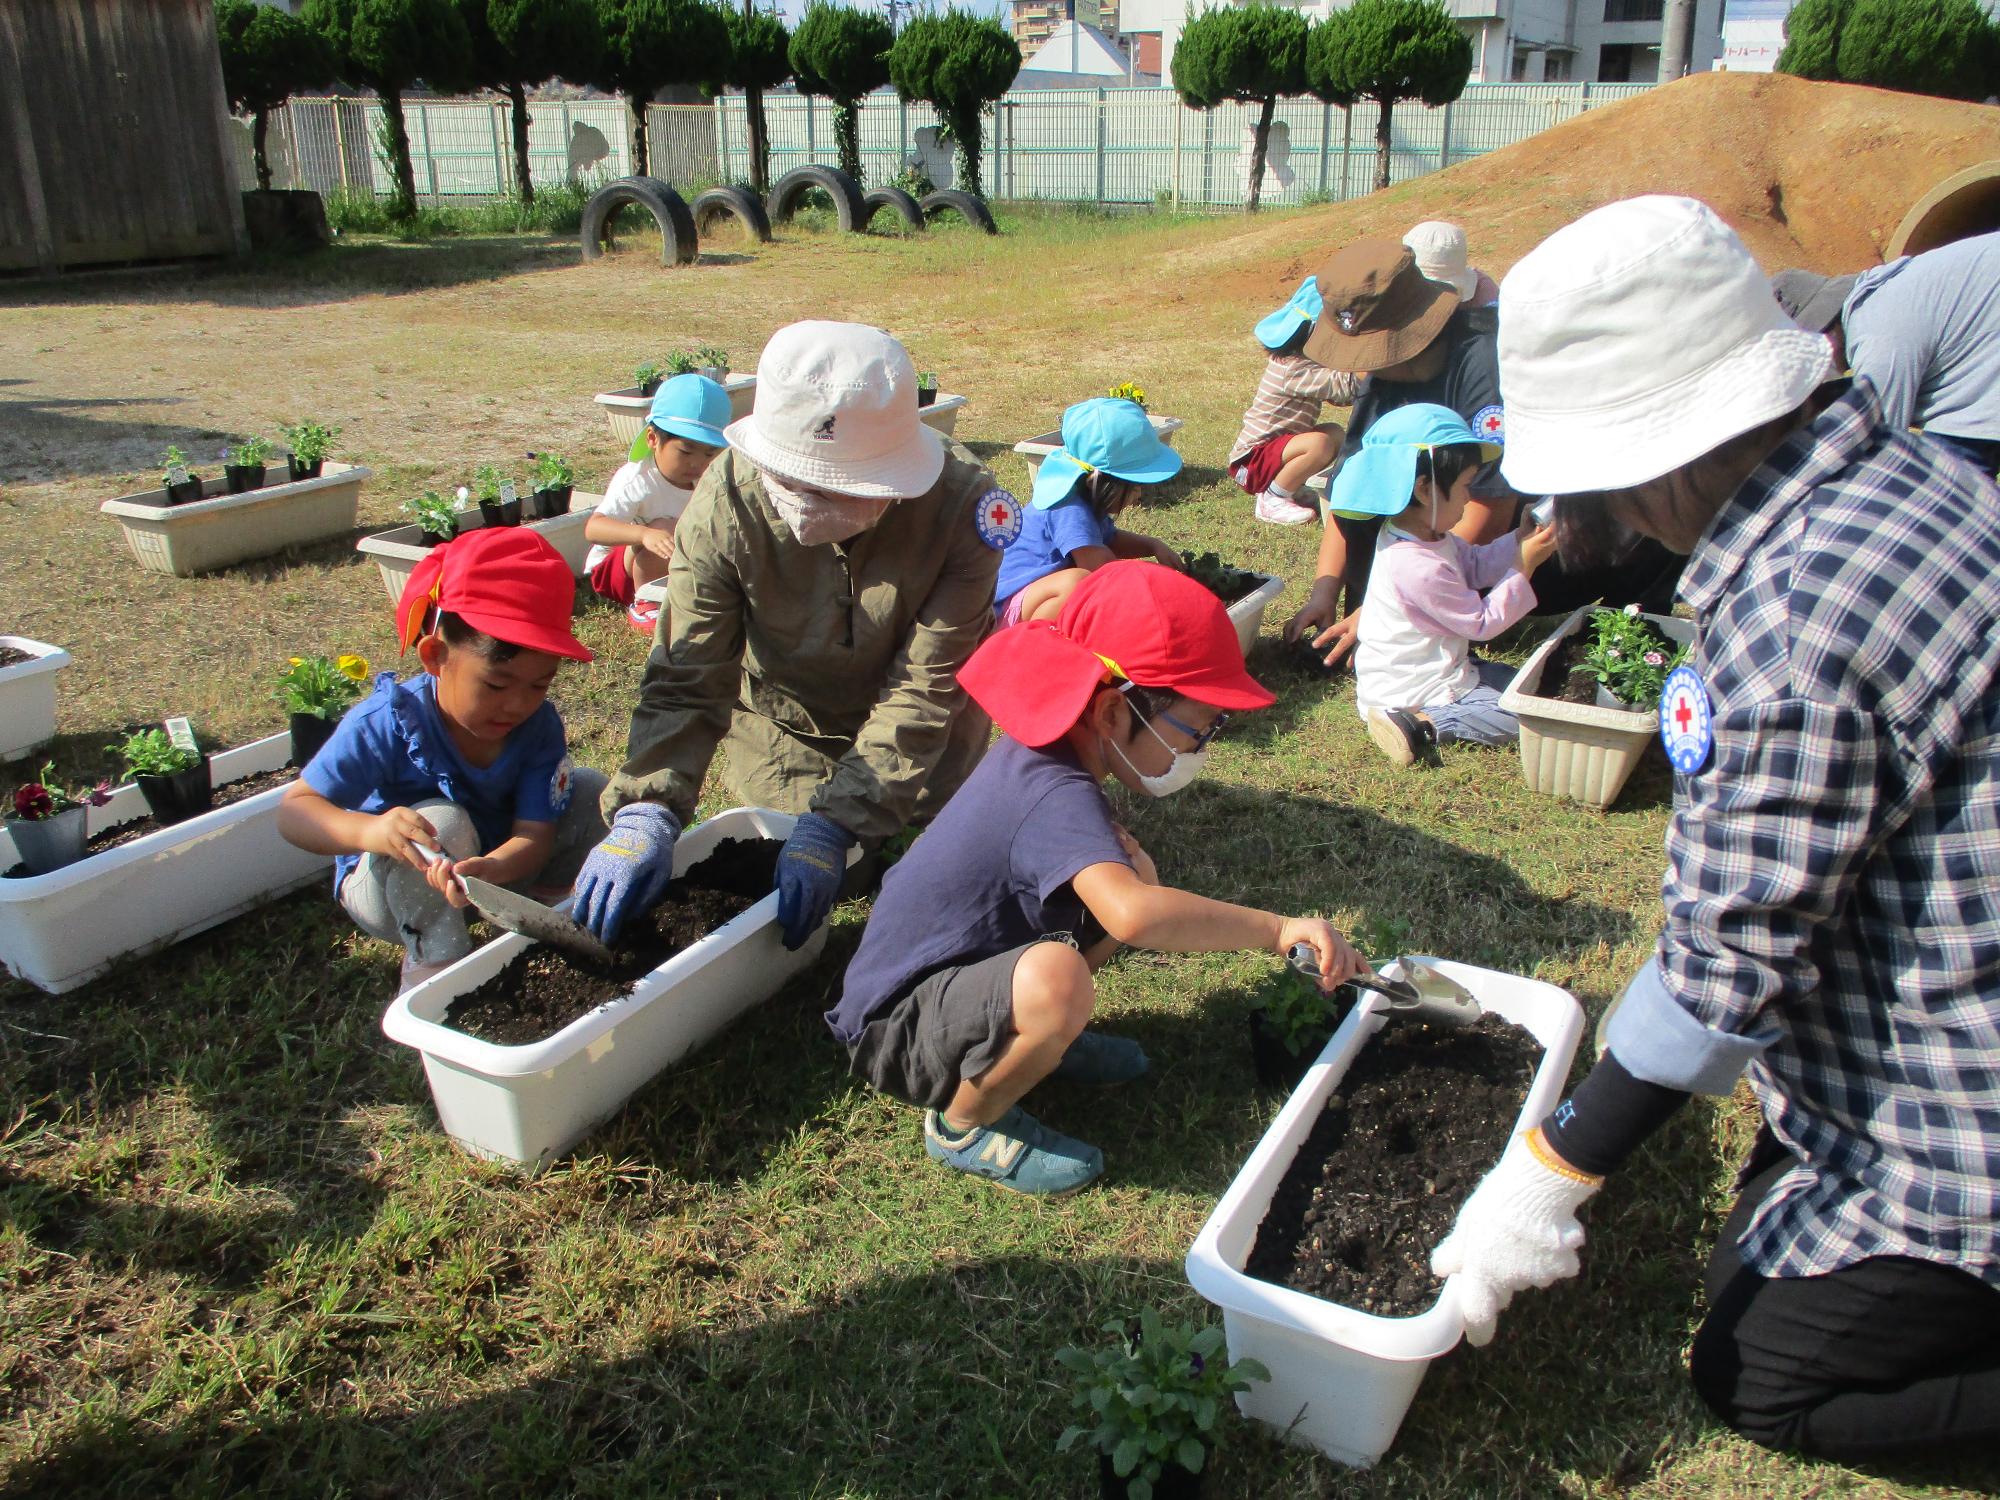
[1,205,1993,1499]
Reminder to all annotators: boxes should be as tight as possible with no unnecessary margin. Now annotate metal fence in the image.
[233,82,1649,210]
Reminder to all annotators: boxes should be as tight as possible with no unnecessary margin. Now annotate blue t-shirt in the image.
[303,672,574,888]
[826,735,1131,1043]
[993,500,1118,606]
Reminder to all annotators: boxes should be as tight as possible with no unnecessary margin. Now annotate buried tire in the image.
[766,165,867,233]
[918,189,998,235]
[692,184,774,245]
[580,176,697,266]
[862,186,927,234]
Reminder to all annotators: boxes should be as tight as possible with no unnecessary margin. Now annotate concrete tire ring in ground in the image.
[692,185,774,245]
[862,186,927,234]
[766,166,867,233]
[918,190,999,235]
[580,176,698,267]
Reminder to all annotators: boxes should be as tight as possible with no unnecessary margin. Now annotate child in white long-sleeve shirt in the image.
[1337,404,1559,765]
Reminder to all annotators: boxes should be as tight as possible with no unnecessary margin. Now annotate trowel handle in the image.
[1286,941,1320,978]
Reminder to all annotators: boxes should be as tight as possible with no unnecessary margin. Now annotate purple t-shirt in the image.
[826,735,1132,1043]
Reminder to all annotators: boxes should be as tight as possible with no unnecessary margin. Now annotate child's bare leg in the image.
[626,520,676,588]
[941,941,1093,1130]
[1273,426,1342,494]
[1019,567,1091,624]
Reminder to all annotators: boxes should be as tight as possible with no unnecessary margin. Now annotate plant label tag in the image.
[500,481,517,504]
[165,717,199,755]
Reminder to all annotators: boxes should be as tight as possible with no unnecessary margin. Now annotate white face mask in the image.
[761,469,893,546]
[1109,714,1207,798]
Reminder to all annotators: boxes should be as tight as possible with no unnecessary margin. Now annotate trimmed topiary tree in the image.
[1771,0,1847,78]
[466,0,602,206]
[303,0,474,217]
[885,9,1020,199]
[1778,0,2000,101]
[725,6,791,195]
[1306,0,1471,193]
[216,0,337,191]
[789,2,893,184]
[594,0,733,178]
[1171,4,1309,213]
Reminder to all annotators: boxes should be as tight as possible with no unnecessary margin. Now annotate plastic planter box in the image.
[0,730,322,994]
[355,500,598,601]
[0,636,71,761]
[1012,414,1185,485]
[1498,607,1696,810]
[916,394,969,436]
[1186,959,1584,1468]
[382,807,850,1172]
[1225,574,1284,659]
[595,377,757,445]
[99,462,372,577]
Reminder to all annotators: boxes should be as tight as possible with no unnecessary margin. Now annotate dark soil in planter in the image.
[443,838,781,1045]
[1179,551,1265,607]
[0,647,35,670]
[3,765,297,874]
[1532,630,1600,706]
[1246,1014,1541,1317]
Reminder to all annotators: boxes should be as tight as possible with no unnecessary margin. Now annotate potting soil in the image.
[0,647,35,670]
[1246,1013,1540,1317]
[1179,551,1265,607]
[443,838,781,1045]
[1,766,299,875]
[1531,631,1599,706]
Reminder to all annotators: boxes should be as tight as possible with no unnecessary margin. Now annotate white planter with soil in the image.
[0,731,323,994]
[1185,959,1583,1469]
[382,807,847,1173]
[354,501,598,602]
[1498,607,1696,810]
[1225,574,1283,659]
[0,637,72,761]
[595,378,757,445]
[1012,415,1185,485]
[99,462,372,577]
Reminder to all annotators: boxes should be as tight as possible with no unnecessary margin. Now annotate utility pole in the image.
[1659,0,1694,80]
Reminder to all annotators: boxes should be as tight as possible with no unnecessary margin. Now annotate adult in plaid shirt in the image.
[1432,196,2000,1465]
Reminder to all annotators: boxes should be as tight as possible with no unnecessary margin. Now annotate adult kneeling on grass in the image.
[572,321,1009,949]
[1433,195,2000,1467]
[823,561,1368,1196]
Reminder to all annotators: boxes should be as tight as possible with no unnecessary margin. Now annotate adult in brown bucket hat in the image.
[1302,240,1458,372]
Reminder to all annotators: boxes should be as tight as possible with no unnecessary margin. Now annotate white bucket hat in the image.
[724,320,945,499]
[1403,220,1478,302]
[1498,195,1834,496]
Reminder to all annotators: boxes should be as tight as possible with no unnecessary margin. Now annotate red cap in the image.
[959,560,1274,747]
[396,528,593,663]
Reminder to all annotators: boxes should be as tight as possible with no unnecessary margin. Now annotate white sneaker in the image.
[1255,491,1318,526]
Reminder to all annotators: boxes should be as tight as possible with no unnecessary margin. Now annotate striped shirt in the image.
[1228,354,1361,466]
[1607,378,2000,1286]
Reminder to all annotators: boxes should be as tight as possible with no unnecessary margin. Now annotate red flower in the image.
[12,784,54,821]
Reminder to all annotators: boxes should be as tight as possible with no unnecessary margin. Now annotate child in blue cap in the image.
[993,397,1185,627]
[1228,276,1361,527]
[1337,403,1559,766]
[584,373,730,632]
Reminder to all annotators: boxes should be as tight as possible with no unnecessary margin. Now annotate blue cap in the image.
[1030,397,1184,509]
[628,374,730,461]
[1254,276,1322,350]
[1325,402,1503,519]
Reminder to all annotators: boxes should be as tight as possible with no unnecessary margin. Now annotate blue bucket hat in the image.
[627,373,731,462]
[1254,276,1322,350]
[1325,402,1502,519]
[1030,397,1183,510]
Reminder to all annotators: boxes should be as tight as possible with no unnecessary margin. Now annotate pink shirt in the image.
[1354,526,1536,714]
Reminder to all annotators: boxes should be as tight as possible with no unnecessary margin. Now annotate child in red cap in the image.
[825,560,1368,1195]
[278,529,607,990]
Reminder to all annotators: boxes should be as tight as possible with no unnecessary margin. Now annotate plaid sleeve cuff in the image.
[1605,958,1773,1096]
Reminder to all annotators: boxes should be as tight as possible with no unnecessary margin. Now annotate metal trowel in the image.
[417,847,615,964]
[1286,946,1482,1027]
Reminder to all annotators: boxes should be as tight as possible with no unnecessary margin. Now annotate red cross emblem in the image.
[1674,695,1693,733]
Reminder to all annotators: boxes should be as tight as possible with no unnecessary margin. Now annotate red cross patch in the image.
[972,487,1022,550]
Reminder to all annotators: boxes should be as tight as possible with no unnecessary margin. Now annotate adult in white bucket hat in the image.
[1436,195,2000,1469]
[574,321,1012,953]
[1402,220,1498,307]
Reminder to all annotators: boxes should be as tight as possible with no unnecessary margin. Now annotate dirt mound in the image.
[1196,71,2000,310]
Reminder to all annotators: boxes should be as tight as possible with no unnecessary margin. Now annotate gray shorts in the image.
[847,940,1056,1110]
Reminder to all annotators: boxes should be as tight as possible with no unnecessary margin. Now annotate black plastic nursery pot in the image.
[286,454,324,482]
[917,387,939,408]
[165,476,206,505]
[224,463,267,494]
[499,497,523,527]
[289,712,339,768]
[420,524,455,548]
[1098,1454,1203,1499]
[530,485,574,519]
[135,759,213,826]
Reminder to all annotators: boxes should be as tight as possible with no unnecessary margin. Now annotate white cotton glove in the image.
[1431,1128,1603,1347]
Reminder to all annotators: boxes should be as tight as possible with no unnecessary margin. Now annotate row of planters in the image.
[596,354,967,443]
[356,455,594,601]
[0,654,368,994]
[159,420,338,502]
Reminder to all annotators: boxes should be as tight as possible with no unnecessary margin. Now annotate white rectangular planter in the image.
[1012,414,1185,485]
[1498,607,1696,810]
[917,394,968,436]
[382,807,846,1172]
[354,502,598,602]
[595,377,757,445]
[99,462,372,577]
[0,636,72,761]
[0,731,324,994]
[1186,958,1584,1469]
[1226,574,1283,659]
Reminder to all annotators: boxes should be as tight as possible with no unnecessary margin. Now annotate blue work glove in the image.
[775,811,856,951]
[571,804,680,943]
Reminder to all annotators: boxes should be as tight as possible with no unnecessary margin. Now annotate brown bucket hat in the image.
[1303,239,1461,372]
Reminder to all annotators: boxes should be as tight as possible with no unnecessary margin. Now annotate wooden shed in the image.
[0,0,246,274]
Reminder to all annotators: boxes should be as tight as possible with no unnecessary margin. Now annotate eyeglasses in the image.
[1116,682,1230,750]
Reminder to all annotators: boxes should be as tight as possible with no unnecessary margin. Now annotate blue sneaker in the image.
[1049,1029,1149,1085]
[923,1106,1104,1196]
